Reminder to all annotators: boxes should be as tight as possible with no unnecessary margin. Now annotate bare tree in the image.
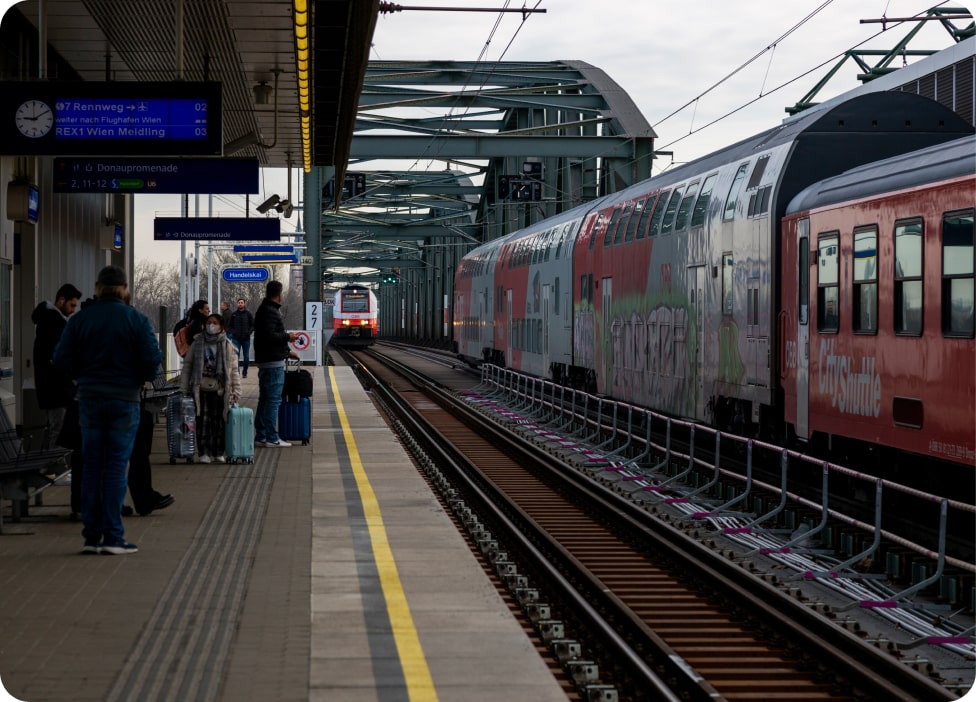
[132,259,180,331]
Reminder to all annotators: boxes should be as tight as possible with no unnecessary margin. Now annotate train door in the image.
[795,220,810,437]
[506,288,513,367]
[601,277,612,382]
[542,284,551,374]
[689,265,706,419]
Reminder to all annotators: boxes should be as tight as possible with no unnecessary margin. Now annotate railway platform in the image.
[0,360,568,702]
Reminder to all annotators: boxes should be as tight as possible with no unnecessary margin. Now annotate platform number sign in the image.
[305,302,322,331]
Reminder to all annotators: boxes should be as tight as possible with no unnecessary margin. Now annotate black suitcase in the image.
[282,361,313,401]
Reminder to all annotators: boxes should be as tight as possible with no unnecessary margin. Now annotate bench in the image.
[143,369,181,418]
[0,407,72,533]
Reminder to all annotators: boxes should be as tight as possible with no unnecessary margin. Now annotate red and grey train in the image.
[330,284,379,347]
[454,91,975,475]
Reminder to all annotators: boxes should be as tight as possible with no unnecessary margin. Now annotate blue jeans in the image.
[232,337,251,375]
[255,366,285,443]
[78,397,140,545]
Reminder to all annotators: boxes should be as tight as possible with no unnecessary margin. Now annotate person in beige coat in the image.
[179,313,242,463]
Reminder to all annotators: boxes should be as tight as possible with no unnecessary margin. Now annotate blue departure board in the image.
[55,98,210,140]
[1,82,222,156]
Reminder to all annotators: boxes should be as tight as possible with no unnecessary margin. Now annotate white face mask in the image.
[206,324,220,335]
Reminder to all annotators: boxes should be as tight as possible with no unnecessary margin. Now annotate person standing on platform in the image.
[228,297,255,378]
[180,313,241,463]
[53,265,162,555]
[253,281,296,448]
[31,283,83,519]
[185,299,210,347]
[31,283,82,447]
[219,301,233,330]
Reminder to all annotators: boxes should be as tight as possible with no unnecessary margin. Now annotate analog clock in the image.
[15,99,54,138]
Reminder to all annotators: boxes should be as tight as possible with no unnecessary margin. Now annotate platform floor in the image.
[0,364,567,702]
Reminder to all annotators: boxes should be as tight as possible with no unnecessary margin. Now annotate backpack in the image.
[173,318,190,357]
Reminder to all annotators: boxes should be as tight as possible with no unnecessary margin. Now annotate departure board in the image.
[0,82,222,156]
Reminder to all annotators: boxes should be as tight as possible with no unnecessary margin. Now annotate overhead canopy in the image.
[8,0,379,173]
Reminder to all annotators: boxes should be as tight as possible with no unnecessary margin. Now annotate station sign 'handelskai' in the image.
[0,82,222,156]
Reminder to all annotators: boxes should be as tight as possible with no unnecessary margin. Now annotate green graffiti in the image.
[717,321,746,384]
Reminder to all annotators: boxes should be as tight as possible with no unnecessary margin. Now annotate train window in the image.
[723,164,749,220]
[942,208,975,337]
[817,233,840,332]
[614,201,634,245]
[554,277,560,316]
[853,227,878,334]
[603,207,622,247]
[341,291,369,313]
[746,154,769,189]
[647,189,671,237]
[674,181,700,232]
[589,213,605,251]
[690,174,717,227]
[660,186,685,234]
[624,198,646,242]
[497,285,504,313]
[635,193,658,240]
[894,219,923,336]
[722,254,733,315]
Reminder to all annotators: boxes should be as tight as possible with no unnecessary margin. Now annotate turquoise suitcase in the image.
[225,403,255,464]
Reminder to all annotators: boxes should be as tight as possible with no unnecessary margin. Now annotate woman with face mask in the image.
[179,313,242,463]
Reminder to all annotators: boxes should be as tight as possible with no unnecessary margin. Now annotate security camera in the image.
[276,198,294,218]
[255,194,280,214]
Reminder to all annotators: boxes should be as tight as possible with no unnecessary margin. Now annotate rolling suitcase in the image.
[282,359,313,400]
[167,394,196,464]
[278,397,311,445]
[225,403,255,464]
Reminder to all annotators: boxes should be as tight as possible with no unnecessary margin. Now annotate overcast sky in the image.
[0,0,965,267]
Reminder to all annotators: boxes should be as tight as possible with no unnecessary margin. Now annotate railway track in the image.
[341,347,959,701]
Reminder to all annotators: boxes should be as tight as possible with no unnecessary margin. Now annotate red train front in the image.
[331,284,379,347]
[780,136,975,474]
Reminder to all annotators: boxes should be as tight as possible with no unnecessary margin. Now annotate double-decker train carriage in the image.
[331,284,379,347]
[781,135,975,472]
[454,91,974,473]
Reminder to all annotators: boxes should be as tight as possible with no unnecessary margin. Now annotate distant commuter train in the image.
[453,92,975,475]
[331,284,378,347]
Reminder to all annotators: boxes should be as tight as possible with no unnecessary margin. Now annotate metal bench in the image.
[0,407,72,533]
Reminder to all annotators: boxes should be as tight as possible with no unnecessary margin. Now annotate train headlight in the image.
[342,319,350,326]
[361,320,369,326]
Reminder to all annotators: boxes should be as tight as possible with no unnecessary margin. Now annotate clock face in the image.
[15,100,54,138]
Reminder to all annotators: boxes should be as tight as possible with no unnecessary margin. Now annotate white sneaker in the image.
[267,439,292,447]
[199,455,212,464]
[215,456,226,463]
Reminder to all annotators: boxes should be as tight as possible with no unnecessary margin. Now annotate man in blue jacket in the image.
[54,266,162,555]
[253,280,296,447]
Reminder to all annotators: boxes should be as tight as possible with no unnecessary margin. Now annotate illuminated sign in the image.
[154,217,279,241]
[223,268,269,282]
[53,158,258,194]
[0,82,222,156]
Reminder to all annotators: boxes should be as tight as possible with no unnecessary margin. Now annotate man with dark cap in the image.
[53,265,162,555]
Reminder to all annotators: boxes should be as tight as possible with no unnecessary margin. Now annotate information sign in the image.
[154,217,280,241]
[223,268,269,283]
[305,302,323,331]
[53,158,258,194]
[0,82,222,156]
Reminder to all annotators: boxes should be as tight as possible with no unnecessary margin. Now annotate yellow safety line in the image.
[328,367,439,702]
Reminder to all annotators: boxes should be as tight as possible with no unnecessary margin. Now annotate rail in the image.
[467,363,976,662]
